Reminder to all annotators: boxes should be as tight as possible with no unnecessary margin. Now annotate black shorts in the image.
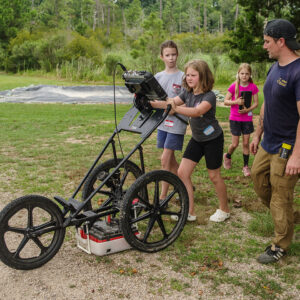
[230,120,254,136]
[183,132,224,170]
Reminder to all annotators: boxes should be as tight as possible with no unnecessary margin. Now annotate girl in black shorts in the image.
[151,60,230,222]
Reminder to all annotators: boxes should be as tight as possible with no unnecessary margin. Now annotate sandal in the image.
[209,209,230,222]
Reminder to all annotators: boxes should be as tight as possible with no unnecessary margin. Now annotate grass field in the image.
[0,100,299,299]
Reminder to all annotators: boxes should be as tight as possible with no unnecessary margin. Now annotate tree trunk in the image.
[203,0,207,32]
[160,0,163,19]
[198,3,201,32]
[93,0,100,31]
[106,4,110,36]
[234,3,239,31]
[122,8,127,42]
[220,13,223,33]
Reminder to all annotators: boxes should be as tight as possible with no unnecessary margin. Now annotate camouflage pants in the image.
[251,147,298,250]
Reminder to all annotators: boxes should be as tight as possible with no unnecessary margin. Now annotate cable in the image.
[112,63,127,160]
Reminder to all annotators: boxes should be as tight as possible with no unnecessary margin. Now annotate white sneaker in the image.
[171,214,197,222]
[209,209,230,222]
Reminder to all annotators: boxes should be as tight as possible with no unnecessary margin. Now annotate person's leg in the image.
[251,147,272,207]
[224,121,241,169]
[207,168,229,213]
[269,154,298,250]
[159,132,184,199]
[242,134,250,159]
[227,135,240,156]
[241,134,251,176]
[160,148,179,199]
[178,158,198,216]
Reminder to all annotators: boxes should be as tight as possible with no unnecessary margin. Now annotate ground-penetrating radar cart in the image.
[0,66,189,270]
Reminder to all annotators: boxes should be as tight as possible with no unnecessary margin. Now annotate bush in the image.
[64,33,102,65]
[104,54,123,76]
[34,33,67,72]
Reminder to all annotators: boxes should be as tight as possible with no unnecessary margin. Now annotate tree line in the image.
[0,0,299,79]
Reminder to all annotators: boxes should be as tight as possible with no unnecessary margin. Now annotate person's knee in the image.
[178,167,188,181]
[231,141,239,149]
[208,172,221,185]
[242,140,249,149]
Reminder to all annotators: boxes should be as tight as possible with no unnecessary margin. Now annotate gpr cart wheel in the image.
[0,195,65,270]
[120,170,189,252]
[82,158,143,210]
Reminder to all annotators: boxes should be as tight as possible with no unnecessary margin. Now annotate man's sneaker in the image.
[257,245,286,264]
[242,166,251,177]
[209,209,230,222]
[223,153,232,169]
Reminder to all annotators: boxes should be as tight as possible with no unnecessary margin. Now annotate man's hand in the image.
[250,136,260,155]
[285,154,300,175]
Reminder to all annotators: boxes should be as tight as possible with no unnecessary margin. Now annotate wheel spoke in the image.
[6,226,26,234]
[13,236,29,259]
[136,194,152,210]
[33,220,56,232]
[27,204,33,227]
[120,169,129,186]
[160,189,176,208]
[130,211,152,224]
[142,215,156,243]
[156,215,168,238]
[154,180,160,208]
[32,237,48,254]
[162,210,181,216]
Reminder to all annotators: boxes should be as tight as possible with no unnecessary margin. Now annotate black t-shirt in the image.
[179,90,222,142]
[261,58,300,154]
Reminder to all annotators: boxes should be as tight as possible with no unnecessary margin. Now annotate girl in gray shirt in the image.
[152,59,230,222]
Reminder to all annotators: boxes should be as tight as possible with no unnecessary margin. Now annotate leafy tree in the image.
[130,12,165,73]
[225,0,300,64]
[0,0,31,48]
[125,0,143,27]
[225,13,267,64]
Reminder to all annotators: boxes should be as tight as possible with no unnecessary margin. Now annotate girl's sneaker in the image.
[223,154,232,169]
[242,166,251,177]
[171,214,197,222]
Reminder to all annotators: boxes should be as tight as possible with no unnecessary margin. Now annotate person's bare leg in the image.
[242,134,250,156]
[207,168,229,213]
[227,135,239,155]
[160,148,179,199]
[178,158,198,215]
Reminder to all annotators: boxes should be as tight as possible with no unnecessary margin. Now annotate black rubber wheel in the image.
[120,170,189,253]
[82,159,143,211]
[0,195,65,270]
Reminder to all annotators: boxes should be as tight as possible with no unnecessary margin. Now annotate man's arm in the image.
[285,101,300,175]
[250,102,264,155]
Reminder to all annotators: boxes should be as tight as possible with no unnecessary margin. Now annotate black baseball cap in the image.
[264,19,300,50]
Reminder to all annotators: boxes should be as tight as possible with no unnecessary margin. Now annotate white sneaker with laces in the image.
[209,209,230,222]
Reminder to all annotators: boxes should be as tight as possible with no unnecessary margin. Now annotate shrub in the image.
[104,53,123,76]
[64,33,102,65]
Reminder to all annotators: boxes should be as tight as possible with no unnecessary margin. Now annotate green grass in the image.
[0,92,299,299]
[0,71,124,91]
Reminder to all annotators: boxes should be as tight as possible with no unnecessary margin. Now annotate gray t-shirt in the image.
[155,71,188,135]
[179,90,222,142]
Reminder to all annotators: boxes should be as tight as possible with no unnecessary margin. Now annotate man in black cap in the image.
[250,19,300,264]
